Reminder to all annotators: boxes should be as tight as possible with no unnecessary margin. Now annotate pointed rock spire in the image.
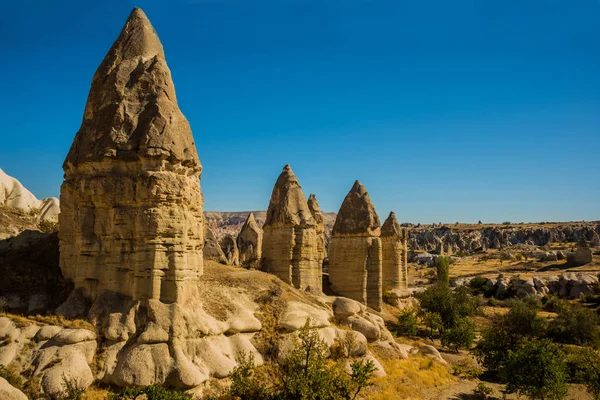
[307,194,323,225]
[264,165,315,228]
[381,212,402,237]
[237,212,263,266]
[241,212,260,231]
[332,180,380,236]
[65,7,199,169]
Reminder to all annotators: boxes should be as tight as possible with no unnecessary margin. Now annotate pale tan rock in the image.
[53,328,96,344]
[41,351,94,399]
[307,194,326,269]
[329,181,383,311]
[381,212,409,291]
[203,224,228,264]
[262,165,321,291]
[418,345,447,364]
[0,377,27,400]
[278,301,332,330]
[111,343,173,387]
[236,212,263,266]
[220,235,239,266]
[58,7,203,305]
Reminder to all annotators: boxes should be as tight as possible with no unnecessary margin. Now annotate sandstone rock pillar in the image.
[328,181,382,311]
[59,8,203,305]
[262,165,321,292]
[236,212,263,266]
[381,212,409,291]
[307,194,326,270]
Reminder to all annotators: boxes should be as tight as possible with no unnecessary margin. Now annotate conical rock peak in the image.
[332,181,380,236]
[264,165,315,227]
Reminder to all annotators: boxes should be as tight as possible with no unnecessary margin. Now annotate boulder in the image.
[0,377,27,400]
[278,301,332,331]
[418,345,446,364]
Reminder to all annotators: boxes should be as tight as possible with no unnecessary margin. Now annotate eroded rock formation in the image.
[204,225,228,264]
[59,8,203,305]
[328,181,382,311]
[262,165,321,292]
[381,212,409,291]
[220,235,239,266]
[307,194,326,269]
[236,212,262,266]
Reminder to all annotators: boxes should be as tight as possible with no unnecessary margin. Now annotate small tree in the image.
[502,338,568,400]
[548,304,600,346]
[394,308,418,337]
[476,299,547,371]
[573,347,600,400]
[435,256,451,286]
[441,317,476,352]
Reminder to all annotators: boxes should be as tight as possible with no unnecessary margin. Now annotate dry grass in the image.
[85,385,110,400]
[365,357,455,400]
[0,312,94,331]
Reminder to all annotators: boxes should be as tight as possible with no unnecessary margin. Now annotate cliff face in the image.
[59,8,203,305]
[409,223,600,255]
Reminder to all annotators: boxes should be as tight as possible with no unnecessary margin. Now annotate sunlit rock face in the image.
[328,181,382,311]
[381,212,409,291]
[59,7,203,305]
[307,194,326,270]
[237,212,262,266]
[262,165,321,292]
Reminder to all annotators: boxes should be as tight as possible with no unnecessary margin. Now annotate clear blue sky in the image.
[1,0,598,223]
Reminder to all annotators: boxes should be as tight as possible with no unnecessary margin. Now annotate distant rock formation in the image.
[204,225,228,264]
[59,8,204,305]
[262,165,321,292]
[329,181,382,311]
[307,194,326,269]
[0,168,60,222]
[381,212,409,291]
[220,235,239,266]
[237,212,263,266]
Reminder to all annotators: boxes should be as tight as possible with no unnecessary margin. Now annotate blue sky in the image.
[1,0,598,223]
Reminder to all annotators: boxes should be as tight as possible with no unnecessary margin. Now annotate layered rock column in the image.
[381,212,409,291]
[262,165,321,291]
[59,8,203,305]
[236,212,262,266]
[307,194,326,270]
[329,181,382,311]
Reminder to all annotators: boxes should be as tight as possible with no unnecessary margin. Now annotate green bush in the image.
[109,385,191,400]
[474,382,493,398]
[435,257,451,286]
[548,304,600,346]
[476,299,547,371]
[502,338,568,400]
[393,308,418,337]
[542,295,570,314]
[441,317,476,352]
[468,276,489,294]
[230,320,376,400]
[571,347,600,399]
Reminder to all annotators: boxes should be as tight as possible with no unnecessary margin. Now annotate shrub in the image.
[502,338,568,400]
[548,304,600,346]
[452,358,483,380]
[468,276,488,294]
[393,308,418,337]
[476,299,547,371]
[542,295,570,314]
[474,382,493,398]
[514,253,524,261]
[38,220,59,233]
[572,347,600,399]
[230,320,376,400]
[441,317,476,352]
[435,256,450,286]
[109,385,191,400]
